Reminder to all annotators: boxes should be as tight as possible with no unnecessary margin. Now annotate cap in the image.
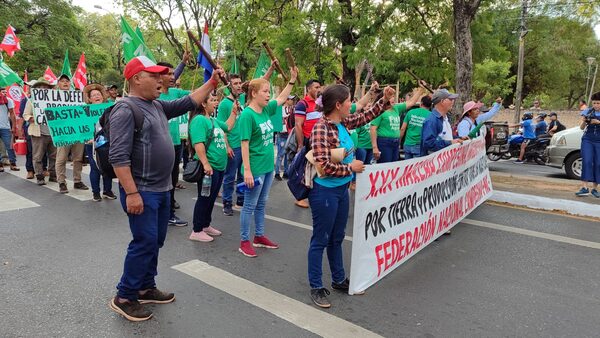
[107,84,118,90]
[431,89,458,105]
[462,101,483,116]
[549,112,557,117]
[287,95,296,100]
[124,56,169,80]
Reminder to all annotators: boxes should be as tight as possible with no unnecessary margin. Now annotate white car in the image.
[545,127,583,179]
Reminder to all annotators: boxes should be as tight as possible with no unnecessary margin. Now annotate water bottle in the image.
[201,175,212,197]
[95,135,107,148]
[236,177,263,193]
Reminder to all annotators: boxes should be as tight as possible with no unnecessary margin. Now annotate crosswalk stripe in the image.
[6,166,93,201]
[172,259,383,338]
[0,186,39,212]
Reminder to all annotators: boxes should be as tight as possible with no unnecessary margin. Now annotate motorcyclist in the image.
[508,112,536,164]
[535,113,548,137]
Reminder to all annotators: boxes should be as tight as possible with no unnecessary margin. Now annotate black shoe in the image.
[92,192,102,202]
[74,182,89,190]
[59,183,69,194]
[274,174,282,181]
[138,288,175,304]
[282,173,289,179]
[223,201,234,216]
[310,288,331,308]
[173,201,180,209]
[168,216,188,227]
[37,178,46,186]
[236,198,244,207]
[103,191,117,200]
[48,176,58,183]
[331,278,350,292]
[109,297,153,322]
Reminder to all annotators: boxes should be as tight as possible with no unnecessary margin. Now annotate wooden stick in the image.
[284,48,300,84]
[261,41,289,82]
[405,69,434,92]
[330,71,348,86]
[187,30,228,85]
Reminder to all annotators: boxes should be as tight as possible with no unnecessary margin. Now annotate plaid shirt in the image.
[310,99,387,177]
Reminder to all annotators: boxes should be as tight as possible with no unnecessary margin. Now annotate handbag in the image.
[183,118,214,183]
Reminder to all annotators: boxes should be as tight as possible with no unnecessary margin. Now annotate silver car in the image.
[545,127,583,179]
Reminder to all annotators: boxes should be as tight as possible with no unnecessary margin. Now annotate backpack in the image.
[286,145,310,201]
[286,99,310,131]
[94,98,146,179]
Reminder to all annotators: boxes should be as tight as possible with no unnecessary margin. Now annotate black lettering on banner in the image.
[365,207,388,240]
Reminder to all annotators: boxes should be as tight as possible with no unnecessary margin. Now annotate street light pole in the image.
[589,61,598,104]
[585,57,595,104]
[513,0,528,123]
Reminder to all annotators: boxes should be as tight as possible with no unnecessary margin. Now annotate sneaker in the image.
[204,226,222,236]
[10,164,20,171]
[138,288,175,304]
[92,192,102,202]
[223,201,234,216]
[103,191,117,200]
[74,182,89,190]
[331,278,365,295]
[592,189,600,198]
[48,176,58,183]
[575,187,590,197]
[253,235,279,249]
[189,231,214,242]
[109,297,153,322]
[168,216,188,227]
[37,178,46,186]
[59,183,69,194]
[310,288,331,308]
[26,171,34,179]
[295,199,309,208]
[173,201,181,209]
[236,198,244,207]
[239,240,257,257]
[274,174,282,181]
[514,160,524,164]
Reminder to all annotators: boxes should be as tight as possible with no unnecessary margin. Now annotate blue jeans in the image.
[376,137,400,163]
[0,128,16,164]
[275,133,289,175]
[403,144,421,160]
[223,147,244,205]
[581,132,600,184]
[307,182,349,289]
[84,144,113,194]
[117,188,171,301]
[193,170,225,232]
[356,148,373,164]
[240,171,274,241]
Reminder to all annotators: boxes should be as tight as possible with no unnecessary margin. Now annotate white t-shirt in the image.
[0,98,15,130]
[440,115,453,142]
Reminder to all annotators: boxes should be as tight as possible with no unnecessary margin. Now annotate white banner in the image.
[349,137,493,295]
[31,88,84,126]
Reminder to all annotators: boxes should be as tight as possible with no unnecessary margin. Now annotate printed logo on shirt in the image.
[408,115,426,127]
[388,116,401,130]
[259,120,274,146]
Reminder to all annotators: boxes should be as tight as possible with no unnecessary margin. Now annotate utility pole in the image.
[513,0,528,123]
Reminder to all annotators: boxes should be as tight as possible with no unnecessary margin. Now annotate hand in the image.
[350,159,366,173]
[452,138,464,144]
[382,86,396,103]
[28,117,34,123]
[244,170,255,189]
[373,148,381,160]
[126,193,144,215]
[203,162,213,176]
[211,66,226,84]
[182,50,191,64]
[271,58,279,69]
[227,147,234,158]
[12,127,18,136]
[496,97,503,104]
[418,80,430,91]
[233,101,241,114]
[369,81,379,93]
[289,66,298,83]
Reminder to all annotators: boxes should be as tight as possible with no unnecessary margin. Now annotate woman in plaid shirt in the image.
[308,84,395,308]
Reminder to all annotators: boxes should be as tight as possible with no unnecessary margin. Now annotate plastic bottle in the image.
[95,135,107,148]
[236,177,263,193]
[201,175,212,197]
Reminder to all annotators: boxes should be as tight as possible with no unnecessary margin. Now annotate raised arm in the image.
[274,67,298,106]
[189,67,226,106]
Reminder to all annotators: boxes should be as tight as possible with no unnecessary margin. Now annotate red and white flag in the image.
[23,70,28,95]
[0,25,21,57]
[73,52,87,90]
[43,66,57,85]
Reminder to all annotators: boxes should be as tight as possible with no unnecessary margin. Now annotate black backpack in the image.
[94,98,146,179]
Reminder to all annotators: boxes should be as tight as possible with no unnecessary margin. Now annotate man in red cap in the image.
[108,56,225,322]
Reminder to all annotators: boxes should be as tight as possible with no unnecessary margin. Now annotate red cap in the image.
[123,56,169,80]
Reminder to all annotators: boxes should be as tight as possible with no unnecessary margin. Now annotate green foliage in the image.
[473,58,516,102]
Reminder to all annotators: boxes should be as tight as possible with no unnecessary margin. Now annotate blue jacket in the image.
[420,108,452,156]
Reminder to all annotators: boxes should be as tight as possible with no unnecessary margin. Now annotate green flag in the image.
[120,16,156,63]
[61,49,72,79]
[253,50,271,79]
[468,122,485,139]
[0,59,23,86]
[230,51,239,74]
[135,26,146,44]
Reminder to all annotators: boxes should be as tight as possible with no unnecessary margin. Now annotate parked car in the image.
[545,127,583,179]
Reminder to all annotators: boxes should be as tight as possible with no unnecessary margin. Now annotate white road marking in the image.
[172,259,383,338]
[7,166,93,201]
[0,186,39,212]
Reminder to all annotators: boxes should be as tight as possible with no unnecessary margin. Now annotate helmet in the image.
[522,112,533,120]
[538,112,547,119]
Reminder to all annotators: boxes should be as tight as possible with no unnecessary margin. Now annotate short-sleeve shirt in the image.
[160,88,190,145]
[217,94,246,148]
[522,119,536,139]
[403,107,431,146]
[314,123,354,188]
[189,115,229,171]
[0,98,15,129]
[371,103,406,138]
[535,120,548,137]
[239,100,278,175]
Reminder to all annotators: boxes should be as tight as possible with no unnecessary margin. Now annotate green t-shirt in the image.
[270,105,283,133]
[160,88,190,145]
[217,94,246,148]
[190,115,229,171]
[239,100,279,176]
[371,103,406,138]
[356,122,373,148]
[350,129,358,146]
[403,107,431,146]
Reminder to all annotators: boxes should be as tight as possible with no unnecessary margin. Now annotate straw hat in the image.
[83,83,109,104]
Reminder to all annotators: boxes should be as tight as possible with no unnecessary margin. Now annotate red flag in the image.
[23,70,28,95]
[73,53,87,90]
[5,84,23,116]
[43,66,57,85]
[0,25,21,57]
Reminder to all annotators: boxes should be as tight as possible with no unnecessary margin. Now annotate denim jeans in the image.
[0,128,16,164]
[117,188,171,301]
[170,144,182,218]
[240,171,274,241]
[193,169,225,232]
[376,137,400,163]
[275,133,289,175]
[307,181,349,289]
[223,147,244,205]
[581,132,600,184]
[403,144,421,160]
[84,144,113,194]
[355,148,373,164]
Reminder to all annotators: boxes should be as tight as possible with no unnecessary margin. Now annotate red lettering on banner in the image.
[375,244,384,276]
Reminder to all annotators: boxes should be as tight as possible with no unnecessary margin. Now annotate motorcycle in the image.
[487,133,551,164]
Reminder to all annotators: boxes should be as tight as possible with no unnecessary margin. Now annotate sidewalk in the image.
[489,171,600,219]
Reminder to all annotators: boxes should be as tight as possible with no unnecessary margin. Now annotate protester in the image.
[108,56,225,322]
[188,93,236,242]
[547,112,566,136]
[576,93,600,197]
[579,99,588,111]
[0,88,19,172]
[55,74,88,193]
[456,97,503,138]
[535,112,548,137]
[530,99,542,110]
[20,93,44,178]
[274,95,295,180]
[420,89,464,155]
[107,85,119,102]
[400,95,432,159]
[237,66,298,258]
[510,112,536,164]
[307,84,395,308]
[370,87,424,163]
[82,83,116,201]
[22,78,57,185]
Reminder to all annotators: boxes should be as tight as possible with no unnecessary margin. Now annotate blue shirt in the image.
[535,120,547,137]
[420,108,452,155]
[314,124,354,188]
[456,102,502,138]
[522,119,536,139]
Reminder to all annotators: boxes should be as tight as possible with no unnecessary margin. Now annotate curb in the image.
[489,190,600,219]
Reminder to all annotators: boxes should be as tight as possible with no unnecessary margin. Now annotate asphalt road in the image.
[1,165,599,337]
[487,159,571,180]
